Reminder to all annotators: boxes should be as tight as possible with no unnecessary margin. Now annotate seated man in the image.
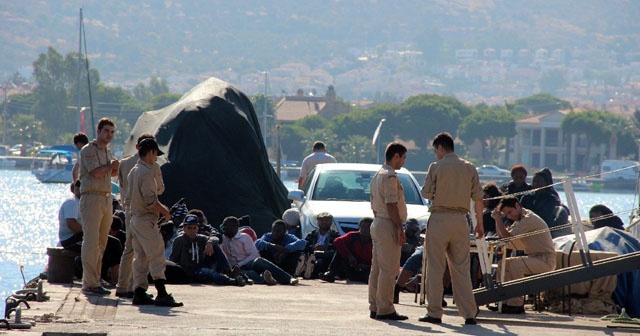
[282,208,302,238]
[589,204,624,230]
[520,169,570,238]
[170,214,245,286]
[302,212,340,279]
[220,216,298,286]
[400,218,422,265]
[320,217,373,283]
[491,196,557,314]
[255,220,306,276]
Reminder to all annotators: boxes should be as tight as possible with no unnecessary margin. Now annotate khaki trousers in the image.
[129,216,166,290]
[115,211,137,293]
[500,254,556,306]
[79,194,113,289]
[368,217,401,315]
[425,212,477,319]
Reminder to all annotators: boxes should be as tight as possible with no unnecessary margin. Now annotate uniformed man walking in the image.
[368,142,409,321]
[127,138,182,306]
[78,118,119,296]
[419,132,484,325]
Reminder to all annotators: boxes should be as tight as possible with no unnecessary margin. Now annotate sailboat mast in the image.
[76,8,83,133]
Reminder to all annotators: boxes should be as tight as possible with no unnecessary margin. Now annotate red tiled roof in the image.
[275,96,327,122]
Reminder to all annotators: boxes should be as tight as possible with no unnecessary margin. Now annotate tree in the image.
[9,114,43,146]
[458,106,516,163]
[148,93,181,111]
[561,110,615,169]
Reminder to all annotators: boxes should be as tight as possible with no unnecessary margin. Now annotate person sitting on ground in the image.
[110,215,127,249]
[170,214,246,286]
[302,212,340,279]
[255,219,306,277]
[393,246,451,307]
[282,208,302,238]
[519,168,570,238]
[321,217,373,283]
[500,164,532,196]
[482,182,504,237]
[400,218,422,265]
[220,216,298,286]
[589,204,624,230]
[491,196,556,314]
[187,208,220,238]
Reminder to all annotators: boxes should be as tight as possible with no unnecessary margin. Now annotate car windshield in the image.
[311,170,423,205]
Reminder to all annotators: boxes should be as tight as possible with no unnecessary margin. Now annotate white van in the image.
[600,160,639,180]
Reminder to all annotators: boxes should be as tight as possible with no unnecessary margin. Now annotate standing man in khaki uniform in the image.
[419,132,484,325]
[115,133,164,298]
[491,197,556,314]
[79,118,119,296]
[127,138,182,307]
[368,142,409,321]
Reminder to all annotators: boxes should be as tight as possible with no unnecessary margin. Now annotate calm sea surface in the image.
[0,169,638,316]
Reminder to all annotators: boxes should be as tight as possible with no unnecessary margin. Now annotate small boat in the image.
[0,157,17,169]
[31,149,77,183]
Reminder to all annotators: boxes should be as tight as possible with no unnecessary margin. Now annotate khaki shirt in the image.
[128,159,161,219]
[421,152,483,213]
[78,140,113,194]
[509,208,556,256]
[119,153,164,211]
[370,163,407,222]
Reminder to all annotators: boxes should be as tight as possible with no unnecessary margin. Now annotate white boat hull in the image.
[32,165,73,183]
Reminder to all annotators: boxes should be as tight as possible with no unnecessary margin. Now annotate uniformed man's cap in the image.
[138,138,165,156]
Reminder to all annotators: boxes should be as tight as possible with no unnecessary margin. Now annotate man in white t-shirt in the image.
[58,181,83,252]
[298,141,337,189]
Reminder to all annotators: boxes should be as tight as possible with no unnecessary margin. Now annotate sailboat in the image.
[31,9,93,184]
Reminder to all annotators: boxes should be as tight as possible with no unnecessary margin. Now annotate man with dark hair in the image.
[368,142,409,321]
[501,164,532,196]
[482,182,503,236]
[220,216,299,286]
[255,219,306,276]
[78,118,119,296]
[491,196,556,314]
[419,132,483,325]
[321,217,373,283]
[298,140,337,189]
[589,204,624,230]
[115,133,164,298]
[72,132,89,181]
[128,138,182,306]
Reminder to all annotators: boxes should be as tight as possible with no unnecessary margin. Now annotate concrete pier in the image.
[8,279,637,335]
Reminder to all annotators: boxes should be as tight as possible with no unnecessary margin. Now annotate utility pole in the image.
[77,8,83,133]
[372,118,386,163]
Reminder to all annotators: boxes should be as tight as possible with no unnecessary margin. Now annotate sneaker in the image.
[82,286,111,296]
[241,273,254,285]
[132,293,156,305]
[320,271,335,283]
[303,254,316,279]
[262,270,277,286]
[289,278,299,286]
[230,265,242,278]
[294,255,306,277]
[154,294,183,307]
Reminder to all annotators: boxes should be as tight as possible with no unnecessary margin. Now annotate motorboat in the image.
[31,148,77,183]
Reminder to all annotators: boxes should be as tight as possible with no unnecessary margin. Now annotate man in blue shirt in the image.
[255,220,306,276]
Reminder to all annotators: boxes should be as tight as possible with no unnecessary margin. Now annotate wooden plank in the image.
[474,251,640,306]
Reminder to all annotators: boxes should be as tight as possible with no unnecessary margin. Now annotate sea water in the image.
[0,169,637,317]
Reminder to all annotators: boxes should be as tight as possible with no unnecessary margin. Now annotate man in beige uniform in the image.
[420,132,484,325]
[128,138,182,307]
[492,197,556,314]
[368,142,409,321]
[115,133,164,298]
[79,118,119,296]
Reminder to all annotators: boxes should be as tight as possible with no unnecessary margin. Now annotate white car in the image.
[476,164,510,177]
[288,163,430,238]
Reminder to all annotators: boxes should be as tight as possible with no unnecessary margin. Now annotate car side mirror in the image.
[288,190,304,202]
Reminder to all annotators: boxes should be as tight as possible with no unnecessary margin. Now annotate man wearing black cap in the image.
[127,138,182,306]
[116,133,164,298]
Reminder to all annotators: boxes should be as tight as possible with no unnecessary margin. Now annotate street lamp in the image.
[372,118,386,163]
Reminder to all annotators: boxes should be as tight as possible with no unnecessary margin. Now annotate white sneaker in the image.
[294,254,306,277]
[304,254,316,279]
